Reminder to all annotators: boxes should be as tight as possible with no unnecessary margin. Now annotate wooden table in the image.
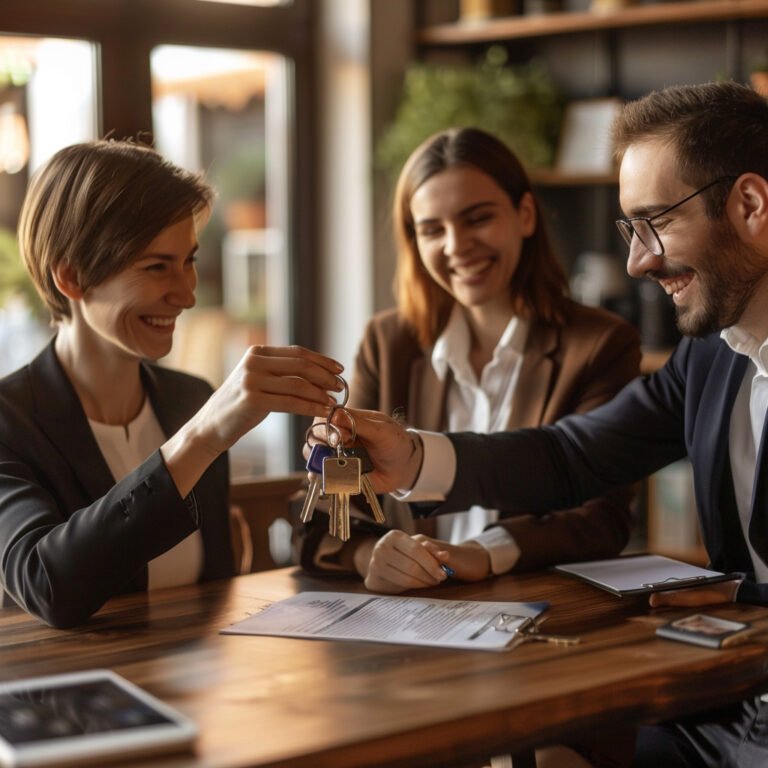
[1,568,768,768]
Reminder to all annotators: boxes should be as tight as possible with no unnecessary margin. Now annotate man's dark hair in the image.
[613,81,768,217]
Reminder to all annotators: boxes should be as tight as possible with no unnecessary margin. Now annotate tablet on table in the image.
[0,669,197,767]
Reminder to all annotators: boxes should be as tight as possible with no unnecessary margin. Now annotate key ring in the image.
[326,405,356,453]
[299,377,387,538]
[305,421,342,449]
[333,375,349,408]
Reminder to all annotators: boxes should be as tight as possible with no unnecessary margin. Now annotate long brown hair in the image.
[393,127,568,348]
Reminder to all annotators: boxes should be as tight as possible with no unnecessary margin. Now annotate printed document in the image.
[222,592,548,651]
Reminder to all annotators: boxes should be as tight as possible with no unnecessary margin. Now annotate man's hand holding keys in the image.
[305,408,424,496]
[301,388,397,541]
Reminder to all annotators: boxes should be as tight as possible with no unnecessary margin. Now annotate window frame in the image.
[2,0,320,463]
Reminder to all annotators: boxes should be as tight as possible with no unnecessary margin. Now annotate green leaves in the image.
[0,228,42,317]
[376,46,564,180]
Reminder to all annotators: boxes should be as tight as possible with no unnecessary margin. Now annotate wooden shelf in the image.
[529,168,619,186]
[417,0,768,45]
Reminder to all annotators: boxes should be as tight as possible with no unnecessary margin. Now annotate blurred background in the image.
[2,0,767,561]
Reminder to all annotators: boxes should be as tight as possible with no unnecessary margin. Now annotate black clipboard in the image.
[553,554,738,596]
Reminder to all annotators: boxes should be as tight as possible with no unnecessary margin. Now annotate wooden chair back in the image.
[229,473,306,573]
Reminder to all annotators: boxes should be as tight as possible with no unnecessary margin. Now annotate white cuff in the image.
[391,430,456,502]
[468,526,521,576]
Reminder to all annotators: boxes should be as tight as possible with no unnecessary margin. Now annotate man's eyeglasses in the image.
[615,175,737,257]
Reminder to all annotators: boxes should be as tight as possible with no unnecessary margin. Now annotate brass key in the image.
[322,455,361,542]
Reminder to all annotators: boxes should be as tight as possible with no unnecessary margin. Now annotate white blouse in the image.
[430,305,528,543]
[88,398,203,589]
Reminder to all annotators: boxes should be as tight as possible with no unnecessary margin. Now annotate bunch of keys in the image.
[469,614,581,646]
[300,379,385,540]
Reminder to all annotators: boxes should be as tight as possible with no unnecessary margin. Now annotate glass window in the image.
[152,45,293,476]
[0,35,99,376]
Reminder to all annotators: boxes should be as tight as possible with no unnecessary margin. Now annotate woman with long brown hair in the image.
[301,127,640,595]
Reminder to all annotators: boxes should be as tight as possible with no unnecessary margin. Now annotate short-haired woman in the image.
[0,139,342,627]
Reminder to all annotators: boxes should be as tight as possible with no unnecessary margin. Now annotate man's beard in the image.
[674,221,766,338]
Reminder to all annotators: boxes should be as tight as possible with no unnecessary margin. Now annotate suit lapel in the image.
[140,362,188,438]
[409,356,447,431]
[507,319,557,430]
[29,341,116,502]
[408,315,557,432]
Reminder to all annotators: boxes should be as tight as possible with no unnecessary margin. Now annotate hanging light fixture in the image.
[0,101,29,174]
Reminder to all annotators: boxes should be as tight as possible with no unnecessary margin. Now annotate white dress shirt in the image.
[431,306,527,543]
[723,326,768,583]
[398,305,527,574]
[88,398,203,589]
[409,325,768,579]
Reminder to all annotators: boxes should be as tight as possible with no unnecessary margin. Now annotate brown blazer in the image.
[345,299,642,572]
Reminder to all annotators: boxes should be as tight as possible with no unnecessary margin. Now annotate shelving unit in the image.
[411,0,768,561]
[415,0,768,289]
[418,0,768,44]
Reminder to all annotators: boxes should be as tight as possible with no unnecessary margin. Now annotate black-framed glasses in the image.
[615,175,737,257]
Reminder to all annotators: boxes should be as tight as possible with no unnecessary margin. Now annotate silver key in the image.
[327,488,343,539]
[322,456,361,542]
[301,444,335,523]
[344,446,385,524]
[360,474,385,523]
[328,492,337,537]
[502,615,581,646]
[300,472,323,523]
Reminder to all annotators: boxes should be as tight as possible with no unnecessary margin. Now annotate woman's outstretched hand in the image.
[196,345,343,452]
[164,345,343,497]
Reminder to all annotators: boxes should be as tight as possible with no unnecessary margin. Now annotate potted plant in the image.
[0,226,50,375]
[0,226,41,316]
[215,145,267,230]
[375,45,564,182]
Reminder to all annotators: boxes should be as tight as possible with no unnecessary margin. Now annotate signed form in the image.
[222,592,548,651]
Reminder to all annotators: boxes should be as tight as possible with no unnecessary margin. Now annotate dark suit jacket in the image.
[302,300,641,573]
[443,332,768,604]
[0,340,234,627]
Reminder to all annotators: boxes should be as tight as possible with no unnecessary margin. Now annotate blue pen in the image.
[440,564,455,578]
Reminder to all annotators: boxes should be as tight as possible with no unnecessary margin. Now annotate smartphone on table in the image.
[656,613,757,649]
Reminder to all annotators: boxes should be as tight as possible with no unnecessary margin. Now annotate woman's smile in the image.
[448,256,497,284]
[411,165,534,316]
[141,314,178,330]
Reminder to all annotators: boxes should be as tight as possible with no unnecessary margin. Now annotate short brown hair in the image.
[613,81,768,218]
[392,127,568,348]
[18,139,214,321]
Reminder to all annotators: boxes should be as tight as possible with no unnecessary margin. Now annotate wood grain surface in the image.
[1,568,767,768]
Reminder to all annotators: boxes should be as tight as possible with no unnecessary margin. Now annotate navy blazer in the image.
[443,333,768,604]
[0,340,234,627]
